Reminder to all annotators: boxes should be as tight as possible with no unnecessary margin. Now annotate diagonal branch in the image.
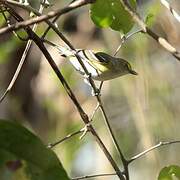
[71,172,117,180]
[47,128,85,148]
[121,0,180,61]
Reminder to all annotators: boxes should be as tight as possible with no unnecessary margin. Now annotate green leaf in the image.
[145,13,155,27]
[90,0,136,34]
[145,2,160,27]
[158,165,180,180]
[0,120,70,180]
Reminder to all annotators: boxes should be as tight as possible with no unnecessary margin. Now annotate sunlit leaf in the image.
[158,165,180,180]
[145,2,160,27]
[90,0,136,34]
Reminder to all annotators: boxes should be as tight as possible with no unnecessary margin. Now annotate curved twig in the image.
[71,172,117,180]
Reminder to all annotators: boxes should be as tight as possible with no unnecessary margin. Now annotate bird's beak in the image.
[129,69,138,75]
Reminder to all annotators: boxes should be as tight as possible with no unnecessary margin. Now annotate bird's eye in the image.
[94,53,105,62]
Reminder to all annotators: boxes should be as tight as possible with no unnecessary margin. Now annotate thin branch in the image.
[71,172,117,180]
[128,140,180,164]
[41,0,83,38]
[160,0,180,23]
[121,0,180,61]
[47,129,85,148]
[0,0,96,35]
[6,8,124,179]
[114,29,143,56]
[89,103,100,120]
[0,3,44,103]
[97,97,129,179]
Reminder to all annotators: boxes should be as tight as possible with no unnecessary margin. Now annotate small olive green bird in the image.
[54,44,138,81]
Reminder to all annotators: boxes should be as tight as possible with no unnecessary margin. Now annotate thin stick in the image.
[71,172,117,180]
[128,140,180,164]
[160,0,180,23]
[47,129,84,148]
[114,29,143,56]
[41,0,82,39]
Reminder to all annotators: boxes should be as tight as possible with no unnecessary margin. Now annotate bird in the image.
[46,41,138,81]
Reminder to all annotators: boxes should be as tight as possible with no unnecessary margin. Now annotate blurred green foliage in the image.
[158,165,180,180]
[0,120,69,180]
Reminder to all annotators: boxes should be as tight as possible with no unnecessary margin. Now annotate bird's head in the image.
[115,58,138,76]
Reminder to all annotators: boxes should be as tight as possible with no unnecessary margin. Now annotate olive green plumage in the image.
[56,45,138,81]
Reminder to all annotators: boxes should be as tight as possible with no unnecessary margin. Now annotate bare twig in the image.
[114,29,143,56]
[41,0,83,38]
[89,103,100,120]
[160,0,180,23]
[121,0,180,61]
[97,97,129,179]
[71,172,117,180]
[6,7,124,179]
[47,128,85,148]
[128,140,180,164]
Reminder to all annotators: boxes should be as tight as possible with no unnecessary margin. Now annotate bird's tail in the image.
[44,40,74,57]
